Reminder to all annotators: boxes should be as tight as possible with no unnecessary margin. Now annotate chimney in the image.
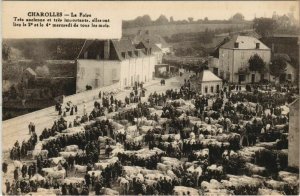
[104,40,110,60]
[234,42,239,48]
[256,43,260,49]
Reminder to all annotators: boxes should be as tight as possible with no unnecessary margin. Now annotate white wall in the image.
[200,81,223,95]
[119,55,156,88]
[76,59,120,92]
[219,48,271,83]
[77,54,156,91]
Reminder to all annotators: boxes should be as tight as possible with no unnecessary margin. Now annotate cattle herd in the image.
[2,76,300,195]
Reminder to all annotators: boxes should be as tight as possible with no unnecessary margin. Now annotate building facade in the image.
[191,70,223,95]
[209,35,272,84]
[76,39,156,92]
[288,99,299,169]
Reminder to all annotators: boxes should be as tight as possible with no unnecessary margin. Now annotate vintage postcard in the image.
[1,1,299,195]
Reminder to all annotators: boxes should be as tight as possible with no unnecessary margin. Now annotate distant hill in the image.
[123,22,252,38]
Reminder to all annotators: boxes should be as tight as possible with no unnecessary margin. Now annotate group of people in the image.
[3,72,298,195]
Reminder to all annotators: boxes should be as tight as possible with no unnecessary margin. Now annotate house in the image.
[209,35,271,84]
[135,40,163,64]
[133,30,171,54]
[261,34,299,83]
[273,54,298,83]
[191,70,223,95]
[22,67,37,88]
[76,38,156,92]
[288,99,299,169]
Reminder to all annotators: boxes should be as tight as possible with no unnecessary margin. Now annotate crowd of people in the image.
[2,74,299,195]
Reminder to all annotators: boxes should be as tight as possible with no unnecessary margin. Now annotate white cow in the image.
[118,177,130,194]
[30,174,45,182]
[157,163,172,172]
[88,170,102,177]
[42,167,66,179]
[59,151,77,158]
[74,164,87,174]
[65,145,79,152]
[63,177,85,185]
[49,157,66,165]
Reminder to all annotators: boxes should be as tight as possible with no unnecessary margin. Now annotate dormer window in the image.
[256,43,260,49]
[121,52,126,59]
[134,50,139,57]
[234,42,239,48]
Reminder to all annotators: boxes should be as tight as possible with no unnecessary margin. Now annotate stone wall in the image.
[288,99,299,169]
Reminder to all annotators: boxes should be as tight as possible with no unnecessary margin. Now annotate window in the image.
[205,86,208,93]
[288,74,292,80]
[128,51,132,57]
[211,86,214,93]
[121,52,126,59]
[234,42,239,48]
[216,85,220,93]
[241,52,244,59]
[256,43,260,49]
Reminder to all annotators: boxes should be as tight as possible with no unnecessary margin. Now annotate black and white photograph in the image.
[1,1,300,195]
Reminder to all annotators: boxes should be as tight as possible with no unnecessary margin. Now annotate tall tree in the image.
[253,17,278,37]
[270,55,287,79]
[155,15,169,25]
[231,13,245,22]
[248,54,266,73]
[188,17,194,23]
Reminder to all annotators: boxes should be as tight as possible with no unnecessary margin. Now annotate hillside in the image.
[123,22,252,37]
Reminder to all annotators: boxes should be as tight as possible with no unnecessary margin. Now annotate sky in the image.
[113,1,299,21]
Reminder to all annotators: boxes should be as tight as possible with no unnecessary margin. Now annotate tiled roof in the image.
[220,35,270,50]
[25,68,37,76]
[133,30,170,48]
[77,38,151,61]
[198,70,222,82]
[137,40,162,53]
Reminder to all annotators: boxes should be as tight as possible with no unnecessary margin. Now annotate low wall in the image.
[2,83,121,130]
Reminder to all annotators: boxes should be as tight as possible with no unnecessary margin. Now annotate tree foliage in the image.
[248,54,266,73]
[2,43,11,61]
[155,15,169,25]
[253,17,278,37]
[231,13,245,22]
[270,55,287,78]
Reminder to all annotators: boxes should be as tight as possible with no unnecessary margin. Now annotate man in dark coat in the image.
[84,172,91,187]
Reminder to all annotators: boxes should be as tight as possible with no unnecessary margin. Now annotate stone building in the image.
[209,35,272,84]
[191,70,223,95]
[76,39,156,92]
